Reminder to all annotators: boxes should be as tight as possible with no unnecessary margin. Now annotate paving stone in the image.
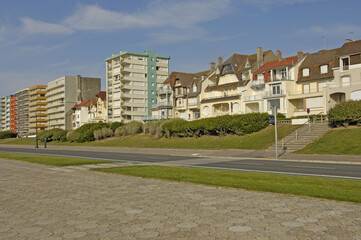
[1,159,361,239]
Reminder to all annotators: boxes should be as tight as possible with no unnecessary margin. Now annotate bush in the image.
[94,128,114,140]
[114,121,143,137]
[328,100,361,127]
[0,130,17,139]
[143,120,165,136]
[161,113,270,138]
[73,123,110,142]
[277,113,286,119]
[110,122,124,132]
[38,128,67,142]
[66,131,82,143]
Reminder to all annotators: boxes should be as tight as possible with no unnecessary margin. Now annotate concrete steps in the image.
[268,123,330,155]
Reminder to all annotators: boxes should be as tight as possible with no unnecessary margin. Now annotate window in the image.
[302,68,310,77]
[341,58,349,70]
[280,69,287,79]
[306,97,323,108]
[156,66,160,70]
[177,88,181,95]
[272,85,281,95]
[192,85,197,92]
[303,84,310,94]
[342,76,350,87]
[222,64,233,74]
[320,65,328,74]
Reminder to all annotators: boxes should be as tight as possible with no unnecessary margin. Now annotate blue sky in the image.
[1,0,360,97]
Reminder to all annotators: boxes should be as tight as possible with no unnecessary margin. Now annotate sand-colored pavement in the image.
[1,159,360,240]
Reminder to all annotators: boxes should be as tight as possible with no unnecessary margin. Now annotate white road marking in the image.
[284,165,335,170]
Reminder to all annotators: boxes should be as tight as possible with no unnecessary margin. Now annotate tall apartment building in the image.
[105,50,169,123]
[46,75,101,130]
[15,88,29,136]
[10,96,17,133]
[28,85,47,134]
[0,97,5,131]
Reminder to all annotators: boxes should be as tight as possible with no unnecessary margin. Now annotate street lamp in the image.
[35,113,38,148]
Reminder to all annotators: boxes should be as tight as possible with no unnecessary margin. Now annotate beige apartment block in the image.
[287,48,339,117]
[0,97,6,131]
[328,39,361,107]
[28,85,47,134]
[200,48,277,118]
[46,75,101,130]
[244,51,306,117]
[15,88,30,136]
[105,50,169,123]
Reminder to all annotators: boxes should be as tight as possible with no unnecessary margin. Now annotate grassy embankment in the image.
[1,125,298,150]
[94,165,361,203]
[296,127,361,155]
[0,152,110,166]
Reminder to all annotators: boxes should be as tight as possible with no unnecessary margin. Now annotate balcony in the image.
[201,92,241,102]
[263,89,285,99]
[243,94,263,102]
[251,79,265,89]
[158,88,172,95]
[152,101,173,109]
[121,67,132,73]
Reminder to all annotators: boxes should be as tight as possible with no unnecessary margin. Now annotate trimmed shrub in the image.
[0,130,17,139]
[67,131,82,143]
[143,120,165,136]
[94,128,113,140]
[161,113,269,138]
[110,122,124,132]
[38,128,67,142]
[277,113,286,119]
[328,100,361,127]
[114,121,143,137]
[73,123,110,142]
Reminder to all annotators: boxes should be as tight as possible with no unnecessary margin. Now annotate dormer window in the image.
[245,60,251,68]
[320,65,328,74]
[302,68,310,77]
[222,64,233,74]
[192,85,197,92]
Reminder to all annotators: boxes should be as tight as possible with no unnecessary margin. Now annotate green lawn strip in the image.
[1,125,298,150]
[93,165,361,203]
[0,152,111,166]
[296,127,361,155]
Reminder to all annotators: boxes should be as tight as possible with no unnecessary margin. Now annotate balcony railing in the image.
[158,88,172,95]
[251,79,265,87]
[152,101,173,108]
[263,89,285,98]
[201,92,241,101]
[243,94,263,102]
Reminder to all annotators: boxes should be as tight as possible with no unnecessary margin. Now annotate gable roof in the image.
[298,48,339,82]
[336,39,361,56]
[253,56,299,75]
[96,91,106,102]
[72,99,97,110]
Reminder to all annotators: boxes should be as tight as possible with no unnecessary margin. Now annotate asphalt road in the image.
[1,147,361,180]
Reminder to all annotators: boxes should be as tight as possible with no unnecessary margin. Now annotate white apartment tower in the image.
[105,50,169,123]
[46,75,101,130]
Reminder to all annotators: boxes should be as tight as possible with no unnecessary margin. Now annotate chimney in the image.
[345,39,353,43]
[257,47,264,67]
[297,51,304,62]
[210,61,216,71]
[276,50,282,61]
[218,56,223,66]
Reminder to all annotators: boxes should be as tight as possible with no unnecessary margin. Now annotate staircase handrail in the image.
[279,112,325,152]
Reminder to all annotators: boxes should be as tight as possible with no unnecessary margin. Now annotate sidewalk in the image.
[1,143,361,165]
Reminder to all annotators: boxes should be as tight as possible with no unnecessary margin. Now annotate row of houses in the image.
[0,75,105,135]
[150,39,361,121]
[1,39,361,135]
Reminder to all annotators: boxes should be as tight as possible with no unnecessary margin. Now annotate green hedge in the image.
[328,100,361,127]
[72,123,110,142]
[161,113,269,137]
[0,130,17,139]
[38,128,67,142]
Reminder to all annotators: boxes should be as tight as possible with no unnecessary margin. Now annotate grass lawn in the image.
[94,165,361,203]
[296,127,361,155]
[1,125,298,150]
[0,152,111,166]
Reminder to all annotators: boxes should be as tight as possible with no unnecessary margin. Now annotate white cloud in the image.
[295,24,361,38]
[18,0,231,44]
[21,18,73,35]
[244,0,324,10]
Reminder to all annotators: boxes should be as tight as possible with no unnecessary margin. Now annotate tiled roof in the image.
[205,82,241,91]
[297,48,339,82]
[336,39,361,56]
[96,91,106,102]
[72,99,97,110]
[253,56,298,75]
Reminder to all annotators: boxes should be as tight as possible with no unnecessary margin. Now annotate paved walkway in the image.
[1,159,360,240]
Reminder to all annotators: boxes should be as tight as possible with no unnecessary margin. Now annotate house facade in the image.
[200,48,277,118]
